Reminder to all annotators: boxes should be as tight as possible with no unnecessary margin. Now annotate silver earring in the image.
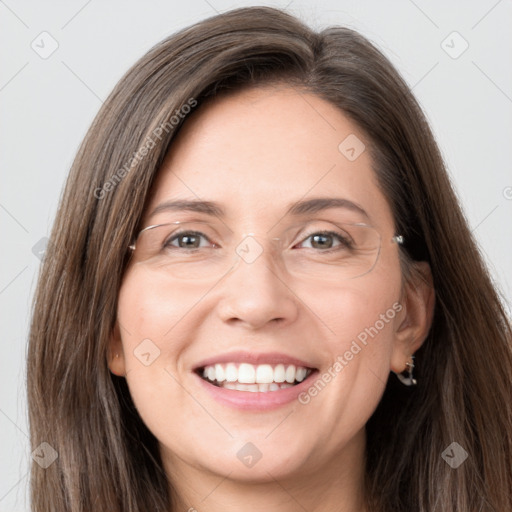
[395,355,417,386]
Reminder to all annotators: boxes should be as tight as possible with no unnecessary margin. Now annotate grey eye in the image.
[166,231,211,249]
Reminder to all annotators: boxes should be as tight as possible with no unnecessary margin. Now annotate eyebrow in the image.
[149,197,369,220]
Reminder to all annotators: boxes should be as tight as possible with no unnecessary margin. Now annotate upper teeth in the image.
[202,363,310,384]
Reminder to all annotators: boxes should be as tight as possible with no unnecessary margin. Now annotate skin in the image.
[108,85,435,512]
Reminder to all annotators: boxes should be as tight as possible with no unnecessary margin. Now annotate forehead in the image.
[147,86,395,233]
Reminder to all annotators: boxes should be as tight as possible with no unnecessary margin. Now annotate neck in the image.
[163,429,368,512]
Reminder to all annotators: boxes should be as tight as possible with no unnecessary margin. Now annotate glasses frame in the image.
[128,220,404,280]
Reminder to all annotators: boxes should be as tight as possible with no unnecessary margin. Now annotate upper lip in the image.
[193,351,317,371]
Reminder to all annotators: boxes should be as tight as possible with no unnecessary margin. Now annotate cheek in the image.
[115,268,190,404]
[309,270,401,359]
[298,268,402,420]
[115,269,192,437]
[116,266,207,361]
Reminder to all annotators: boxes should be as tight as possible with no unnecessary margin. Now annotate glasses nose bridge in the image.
[233,232,286,268]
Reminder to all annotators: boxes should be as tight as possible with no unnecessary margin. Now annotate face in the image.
[109,85,414,487]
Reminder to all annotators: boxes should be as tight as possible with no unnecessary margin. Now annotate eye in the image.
[296,230,353,251]
[165,231,213,250]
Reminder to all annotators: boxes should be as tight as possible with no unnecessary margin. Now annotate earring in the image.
[395,355,417,386]
[109,353,123,377]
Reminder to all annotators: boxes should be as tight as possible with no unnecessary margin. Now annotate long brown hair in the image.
[27,6,512,511]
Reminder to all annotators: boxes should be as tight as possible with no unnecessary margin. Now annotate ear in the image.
[107,321,127,377]
[390,261,435,373]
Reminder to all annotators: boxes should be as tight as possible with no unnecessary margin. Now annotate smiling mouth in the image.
[195,362,316,392]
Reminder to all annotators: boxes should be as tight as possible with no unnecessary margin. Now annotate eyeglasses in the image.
[128,220,403,282]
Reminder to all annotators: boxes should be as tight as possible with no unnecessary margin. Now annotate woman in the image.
[27,6,512,512]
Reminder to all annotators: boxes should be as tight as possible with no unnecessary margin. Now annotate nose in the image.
[215,236,299,330]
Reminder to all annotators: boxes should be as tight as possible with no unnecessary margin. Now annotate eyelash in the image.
[164,230,352,251]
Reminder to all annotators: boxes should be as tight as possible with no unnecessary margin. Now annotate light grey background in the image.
[1,1,511,510]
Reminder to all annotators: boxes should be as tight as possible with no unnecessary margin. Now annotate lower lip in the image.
[194,371,318,411]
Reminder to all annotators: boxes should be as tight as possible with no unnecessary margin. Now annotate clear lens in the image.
[129,220,383,281]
